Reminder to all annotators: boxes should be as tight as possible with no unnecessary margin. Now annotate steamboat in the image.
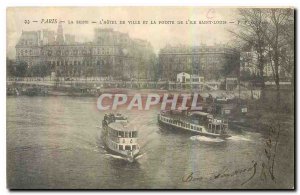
[158,110,231,139]
[102,113,140,162]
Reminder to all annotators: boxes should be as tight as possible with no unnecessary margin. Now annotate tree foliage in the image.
[231,8,294,107]
[27,62,50,77]
[7,59,52,78]
[15,61,28,77]
[229,8,269,88]
[222,52,240,78]
[230,8,294,89]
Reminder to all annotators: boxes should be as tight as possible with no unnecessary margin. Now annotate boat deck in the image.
[108,122,136,132]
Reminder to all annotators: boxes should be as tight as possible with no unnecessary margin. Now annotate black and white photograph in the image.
[6,6,295,189]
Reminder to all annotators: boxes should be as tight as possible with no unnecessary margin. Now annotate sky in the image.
[6,7,238,58]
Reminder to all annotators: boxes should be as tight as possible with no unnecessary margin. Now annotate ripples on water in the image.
[7,96,267,189]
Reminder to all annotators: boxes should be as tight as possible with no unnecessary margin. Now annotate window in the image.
[132,145,137,150]
[132,131,138,138]
[119,145,123,150]
[114,130,118,136]
[125,145,131,150]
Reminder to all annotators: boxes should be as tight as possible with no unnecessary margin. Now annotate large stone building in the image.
[158,44,240,81]
[15,24,156,80]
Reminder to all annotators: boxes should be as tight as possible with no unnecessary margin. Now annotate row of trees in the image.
[230,8,294,103]
[7,58,51,78]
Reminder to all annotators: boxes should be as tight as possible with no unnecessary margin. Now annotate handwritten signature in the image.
[182,160,257,185]
[182,120,281,185]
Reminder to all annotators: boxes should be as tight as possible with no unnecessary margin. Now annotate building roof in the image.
[177,72,190,76]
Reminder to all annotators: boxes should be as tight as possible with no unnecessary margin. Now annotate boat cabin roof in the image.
[114,113,127,120]
[189,111,210,116]
[108,122,136,132]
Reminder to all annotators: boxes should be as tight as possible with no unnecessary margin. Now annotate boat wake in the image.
[105,153,126,160]
[227,135,252,142]
[104,152,146,161]
[135,153,146,160]
[190,135,225,143]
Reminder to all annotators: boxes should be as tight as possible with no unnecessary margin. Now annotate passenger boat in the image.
[102,113,140,162]
[158,110,230,139]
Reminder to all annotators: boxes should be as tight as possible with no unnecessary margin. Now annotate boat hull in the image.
[103,141,140,162]
[101,126,140,162]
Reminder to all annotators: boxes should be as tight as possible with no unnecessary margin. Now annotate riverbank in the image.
[229,92,294,137]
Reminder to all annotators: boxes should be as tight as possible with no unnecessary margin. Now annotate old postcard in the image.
[6,7,295,189]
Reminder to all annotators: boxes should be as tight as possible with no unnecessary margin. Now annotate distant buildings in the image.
[15,24,156,80]
[14,24,293,83]
[158,44,240,81]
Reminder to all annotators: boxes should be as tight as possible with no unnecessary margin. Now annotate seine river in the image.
[7,96,294,189]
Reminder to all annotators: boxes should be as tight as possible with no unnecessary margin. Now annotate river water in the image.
[7,96,294,189]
